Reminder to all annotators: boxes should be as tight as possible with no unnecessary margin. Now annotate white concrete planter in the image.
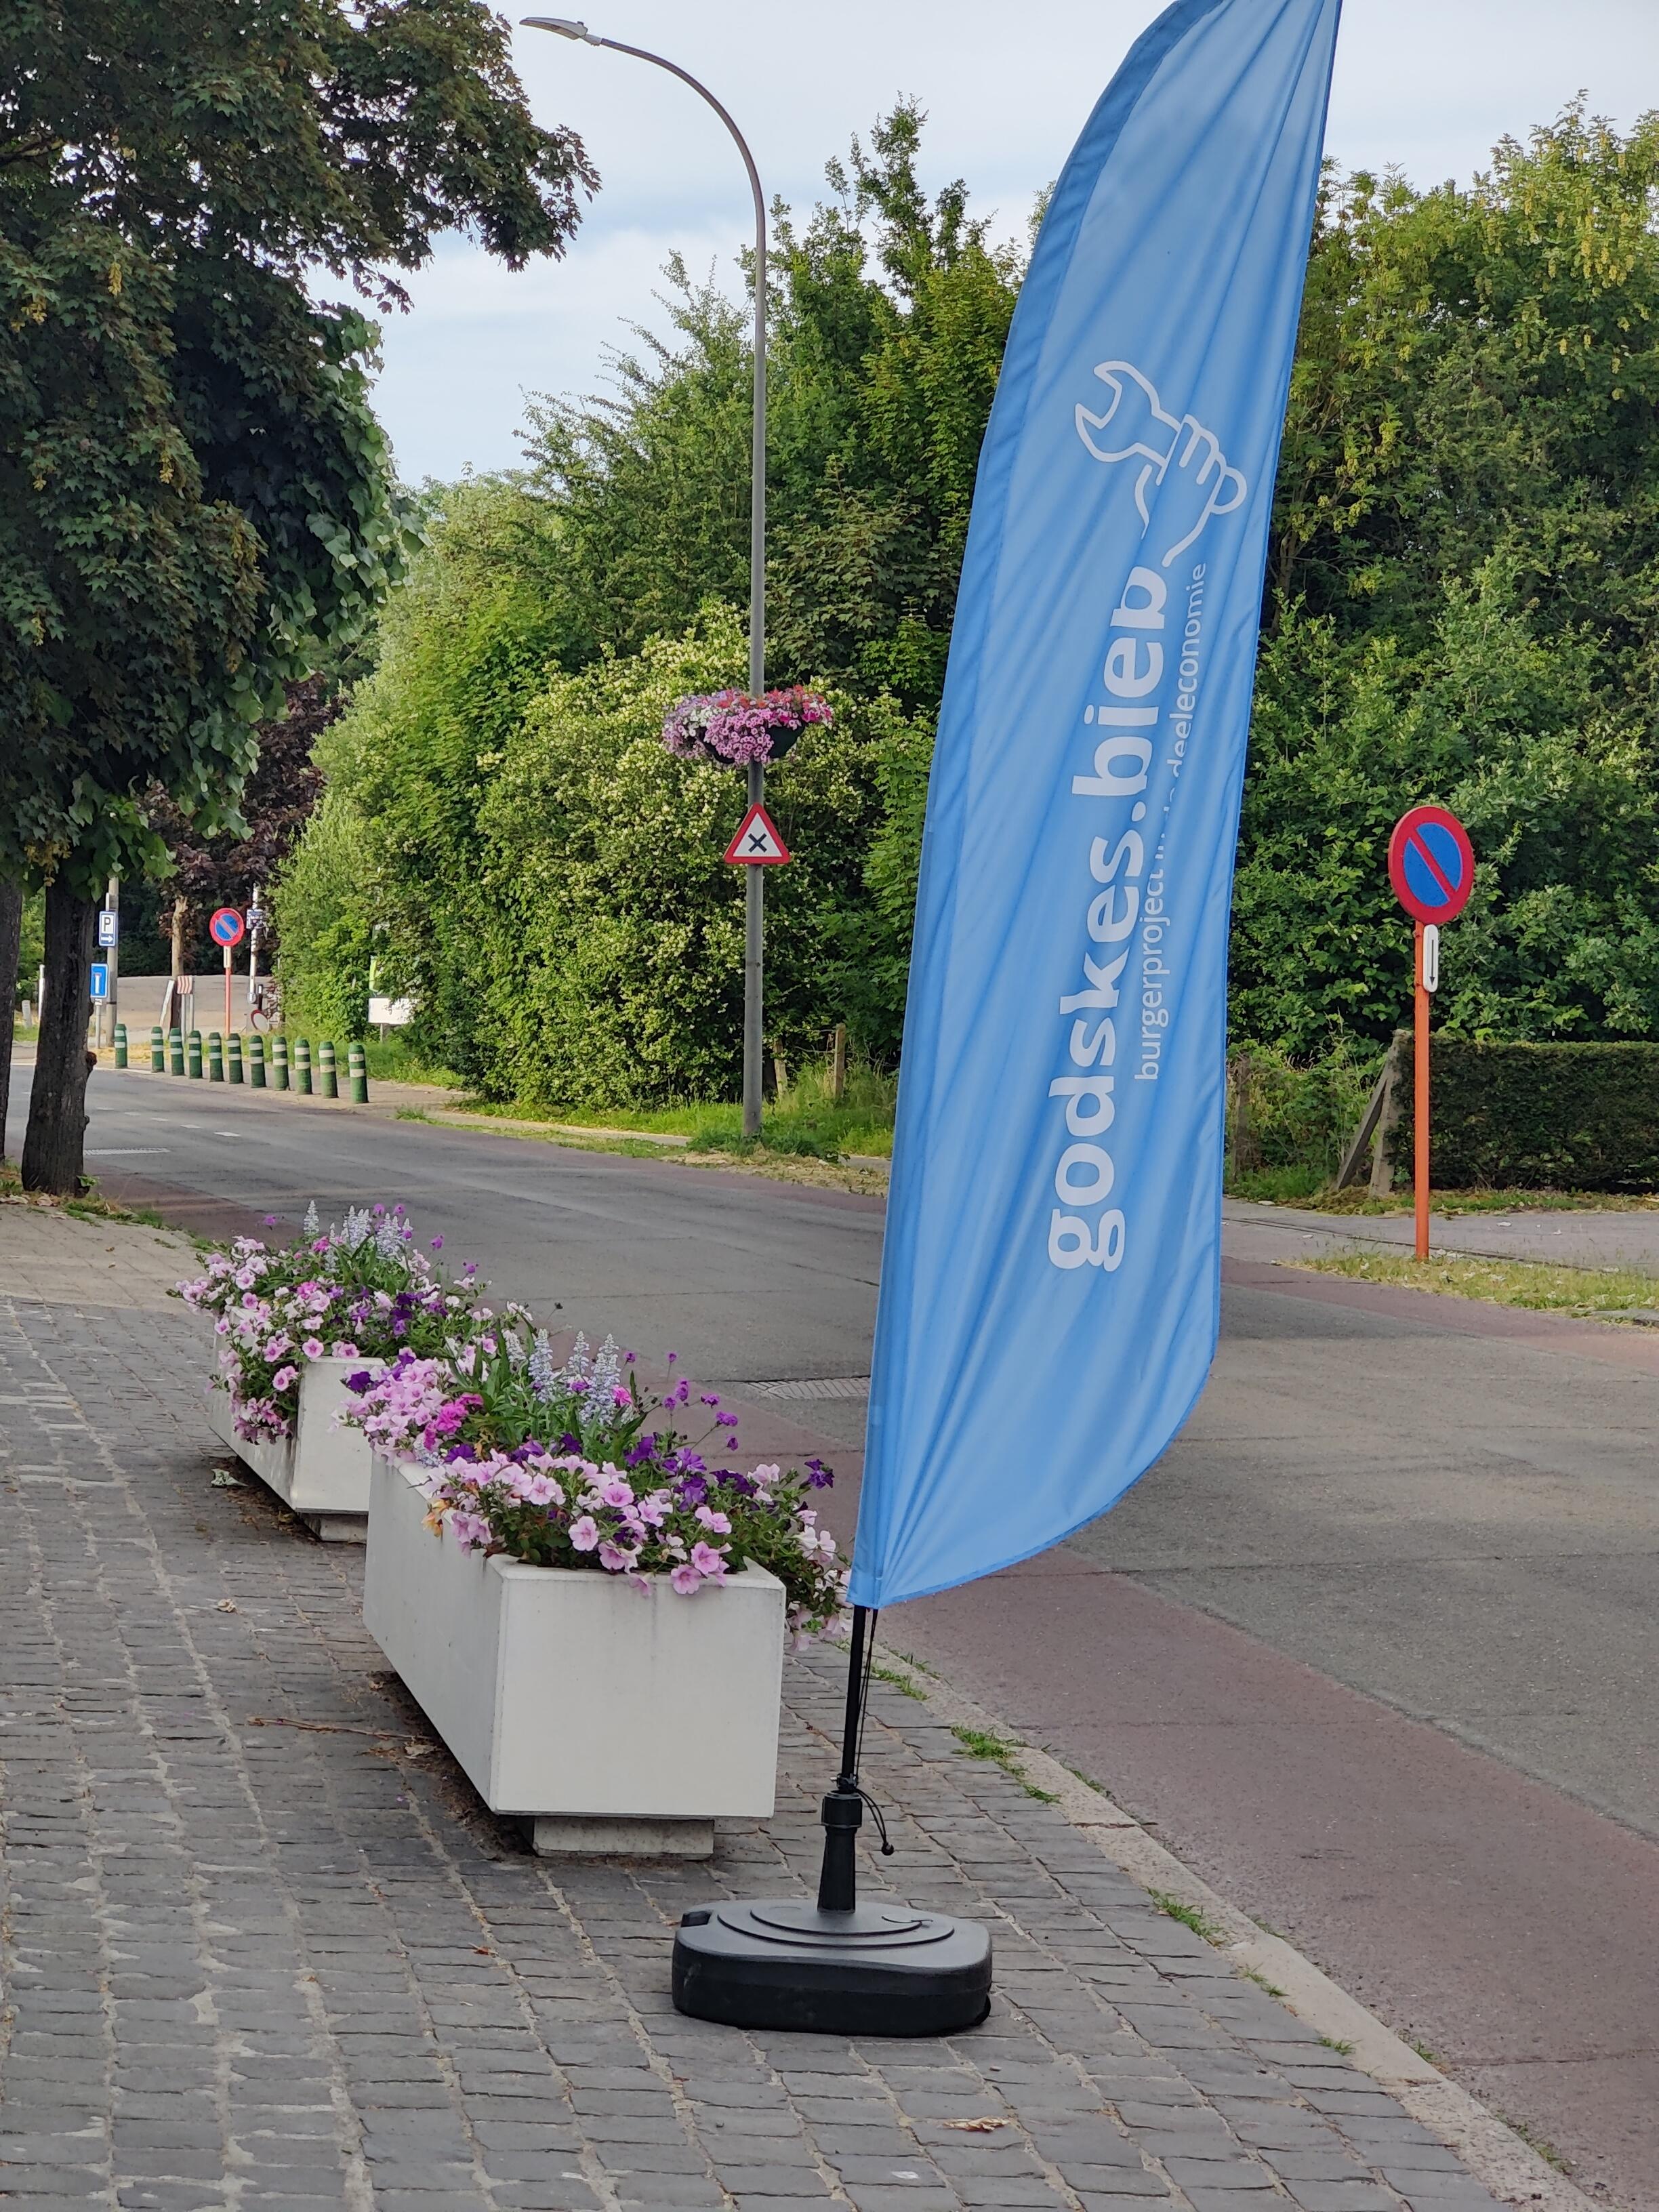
[363,1453,785,1856]
[204,1357,376,1540]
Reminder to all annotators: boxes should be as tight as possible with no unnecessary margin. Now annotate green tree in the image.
[0,0,594,1189]
[1236,104,1659,1060]
[1233,561,1659,1048]
[521,100,1020,714]
[289,548,922,1095]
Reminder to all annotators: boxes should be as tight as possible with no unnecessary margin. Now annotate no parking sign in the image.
[1387,806,1475,1260]
[1389,806,1473,928]
[209,907,245,949]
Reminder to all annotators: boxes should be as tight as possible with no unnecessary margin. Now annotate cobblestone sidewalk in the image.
[0,1253,1509,2212]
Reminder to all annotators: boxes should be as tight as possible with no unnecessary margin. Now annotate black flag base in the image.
[670,1896,992,2037]
[670,1606,994,2036]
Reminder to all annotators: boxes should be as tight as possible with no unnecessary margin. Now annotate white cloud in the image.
[368,0,1659,482]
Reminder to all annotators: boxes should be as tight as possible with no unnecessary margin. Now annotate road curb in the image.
[876,1647,1589,2212]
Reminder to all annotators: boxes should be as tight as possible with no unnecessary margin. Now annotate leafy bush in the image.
[269,785,370,1041]
[1226,1037,1380,1189]
[468,611,905,1103]
[1395,1038,1659,1191]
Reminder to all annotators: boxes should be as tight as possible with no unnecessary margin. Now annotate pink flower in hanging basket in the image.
[662,686,833,768]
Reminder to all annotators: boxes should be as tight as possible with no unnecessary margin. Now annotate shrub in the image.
[1395,1038,1659,1191]
[1227,1037,1380,1186]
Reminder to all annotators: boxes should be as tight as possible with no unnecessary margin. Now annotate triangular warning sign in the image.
[724,802,792,865]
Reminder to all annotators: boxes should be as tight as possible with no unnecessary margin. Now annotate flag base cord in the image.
[670,1604,994,2036]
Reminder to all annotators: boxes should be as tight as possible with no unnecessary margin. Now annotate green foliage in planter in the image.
[1395,1038,1659,1191]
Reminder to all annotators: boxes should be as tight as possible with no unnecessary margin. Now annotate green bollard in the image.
[228,1032,244,1085]
[348,1040,369,1105]
[114,1022,127,1069]
[249,1033,266,1088]
[207,1031,224,1082]
[187,1029,203,1079]
[318,1041,337,1099]
[169,1027,185,1076]
[272,1034,289,1091]
[293,1037,312,1096]
[150,1025,165,1073]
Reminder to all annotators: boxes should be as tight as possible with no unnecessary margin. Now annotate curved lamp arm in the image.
[522,18,766,698]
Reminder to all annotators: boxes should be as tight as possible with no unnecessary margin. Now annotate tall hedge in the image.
[287,544,925,1101]
[464,617,895,1105]
[1396,1037,1659,1191]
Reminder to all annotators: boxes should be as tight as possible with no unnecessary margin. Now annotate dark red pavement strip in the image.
[1224,1253,1659,1374]
[893,1555,1659,2202]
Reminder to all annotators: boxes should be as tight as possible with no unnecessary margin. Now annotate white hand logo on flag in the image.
[1074,361,1247,567]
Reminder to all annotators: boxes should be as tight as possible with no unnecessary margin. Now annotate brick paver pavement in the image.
[0,1256,1506,2212]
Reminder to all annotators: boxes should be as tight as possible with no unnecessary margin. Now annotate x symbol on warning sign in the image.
[724,802,792,865]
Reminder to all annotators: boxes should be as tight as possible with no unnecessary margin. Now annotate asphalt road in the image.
[12,1061,1659,2203]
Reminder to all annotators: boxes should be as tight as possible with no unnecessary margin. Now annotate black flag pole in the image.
[815,1602,880,1914]
[671,1604,994,2036]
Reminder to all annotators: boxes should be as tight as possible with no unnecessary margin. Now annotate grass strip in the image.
[949,1724,1059,1803]
[1296,1246,1659,1318]
[438,1063,897,1163]
[394,1109,889,1194]
[1145,1890,1229,1946]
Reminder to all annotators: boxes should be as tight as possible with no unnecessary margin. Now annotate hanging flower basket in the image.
[662,686,833,769]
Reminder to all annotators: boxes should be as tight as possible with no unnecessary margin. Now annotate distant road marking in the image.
[85,1147,171,1156]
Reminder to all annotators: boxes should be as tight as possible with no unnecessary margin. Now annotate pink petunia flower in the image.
[670,1564,703,1595]
[270,1365,298,1393]
[569,1516,600,1552]
[690,1542,728,1580]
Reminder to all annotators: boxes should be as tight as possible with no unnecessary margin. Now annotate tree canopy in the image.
[1240,104,1659,1046]
[1,0,595,1187]
[279,101,1659,1105]
[1,0,595,891]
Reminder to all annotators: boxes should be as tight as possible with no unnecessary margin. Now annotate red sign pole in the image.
[224,945,232,1042]
[1414,920,1430,1260]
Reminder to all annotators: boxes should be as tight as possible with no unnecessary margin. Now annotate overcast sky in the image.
[368,0,1659,484]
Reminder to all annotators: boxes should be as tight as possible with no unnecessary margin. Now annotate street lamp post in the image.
[523,17,769,1138]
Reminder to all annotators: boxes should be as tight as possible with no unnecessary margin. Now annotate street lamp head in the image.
[520,16,601,40]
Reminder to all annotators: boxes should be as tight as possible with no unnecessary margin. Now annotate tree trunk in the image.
[171,895,188,978]
[0,878,21,1166]
[22,881,96,1196]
